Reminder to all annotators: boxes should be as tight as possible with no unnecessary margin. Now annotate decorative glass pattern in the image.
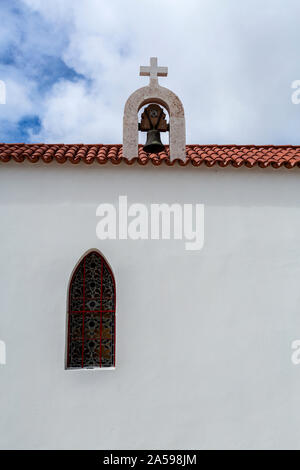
[67,251,116,369]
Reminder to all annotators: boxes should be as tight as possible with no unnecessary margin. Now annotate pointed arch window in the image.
[66,250,116,369]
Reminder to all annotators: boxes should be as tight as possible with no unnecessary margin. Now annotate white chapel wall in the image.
[0,163,300,449]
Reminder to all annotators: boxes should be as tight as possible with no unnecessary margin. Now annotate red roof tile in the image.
[1,143,300,168]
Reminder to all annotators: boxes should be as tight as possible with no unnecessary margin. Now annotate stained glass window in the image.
[66,250,116,369]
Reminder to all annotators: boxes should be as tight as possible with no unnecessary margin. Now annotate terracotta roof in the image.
[1,143,300,168]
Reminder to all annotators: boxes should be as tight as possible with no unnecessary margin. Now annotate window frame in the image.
[65,249,116,370]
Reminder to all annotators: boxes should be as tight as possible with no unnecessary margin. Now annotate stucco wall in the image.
[0,162,300,450]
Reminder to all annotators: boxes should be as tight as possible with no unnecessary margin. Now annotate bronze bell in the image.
[143,129,165,154]
[139,103,169,154]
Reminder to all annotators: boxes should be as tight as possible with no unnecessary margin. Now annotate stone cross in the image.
[140,57,168,86]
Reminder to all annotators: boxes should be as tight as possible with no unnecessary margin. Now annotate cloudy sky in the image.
[1,0,300,145]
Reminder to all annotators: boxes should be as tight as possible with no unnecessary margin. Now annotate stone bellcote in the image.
[123,57,186,162]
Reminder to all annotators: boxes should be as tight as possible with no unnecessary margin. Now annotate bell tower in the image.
[123,57,186,162]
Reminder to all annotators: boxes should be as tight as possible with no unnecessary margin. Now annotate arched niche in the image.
[123,84,186,162]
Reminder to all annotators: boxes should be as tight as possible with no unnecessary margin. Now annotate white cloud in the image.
[6,0,300,144]
[30,79,122,143]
